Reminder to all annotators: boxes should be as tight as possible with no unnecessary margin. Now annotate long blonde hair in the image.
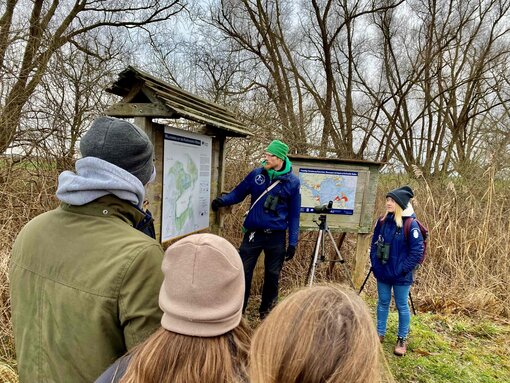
[250,284,380,383]
[382,201,404,228]
[120,319,251,383]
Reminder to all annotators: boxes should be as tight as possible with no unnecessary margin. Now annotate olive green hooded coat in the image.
[9,195,164,382]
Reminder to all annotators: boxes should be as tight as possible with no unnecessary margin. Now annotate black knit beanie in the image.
[386,186,414,210]
[80,117,154,185]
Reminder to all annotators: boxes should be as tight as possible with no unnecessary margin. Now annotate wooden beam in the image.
[104,103,176,118]
[122,82,144,103]
[150,86,243,127]
[210,135,227,235]
[145,79,237,118]
[155,98,249,135]
[140,86,163,104]
[106,67,252,137]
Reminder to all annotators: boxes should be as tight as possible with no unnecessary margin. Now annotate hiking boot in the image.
[394,337,407,356]
[379,335,385,344]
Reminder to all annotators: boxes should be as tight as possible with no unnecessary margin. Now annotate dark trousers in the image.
[239,230,286,317]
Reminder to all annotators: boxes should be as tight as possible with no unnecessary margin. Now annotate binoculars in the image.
[264,194,279,212]
[376,237,390,265]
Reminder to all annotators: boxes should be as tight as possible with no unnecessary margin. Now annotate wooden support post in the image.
[209,133,226,235]
[353,233,372,289]
[134,117,164,242]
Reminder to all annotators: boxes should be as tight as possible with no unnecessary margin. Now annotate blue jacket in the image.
[218,167,301,246]
[369,213,424,285]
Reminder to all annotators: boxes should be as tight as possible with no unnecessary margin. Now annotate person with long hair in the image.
[370,186,424,356]
[249,284,380,383]
[95,233,251,383]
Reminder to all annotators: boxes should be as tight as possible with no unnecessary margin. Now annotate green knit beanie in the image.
[265,140,289,160]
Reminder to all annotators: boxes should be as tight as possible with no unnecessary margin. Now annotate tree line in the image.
[1,0,509,177]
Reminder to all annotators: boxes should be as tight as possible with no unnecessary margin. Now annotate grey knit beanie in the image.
[159,233,244,337]
[80,117,154,185]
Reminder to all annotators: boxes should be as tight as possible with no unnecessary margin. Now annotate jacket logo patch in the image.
[412,228,419,238]
[255,174,265,185]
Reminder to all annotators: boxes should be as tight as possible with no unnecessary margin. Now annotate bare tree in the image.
[94,0,510,177]
[0,0,185,154]
[298,0,404,158]
[208,0,310,152]
[204,0,407,157]
[366,0,510,176]
[30,32,126,171]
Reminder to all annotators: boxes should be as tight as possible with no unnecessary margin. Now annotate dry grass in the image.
[406,166,510,318]
[0,251,14,367]
[1,156,509,369]
[221,161,510,320]
[0,160,60,367]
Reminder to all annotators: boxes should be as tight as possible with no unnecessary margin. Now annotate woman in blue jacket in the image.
[370,186,424,356]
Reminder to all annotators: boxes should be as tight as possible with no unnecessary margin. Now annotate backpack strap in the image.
[376,216,385,232]
[403,217,414,241]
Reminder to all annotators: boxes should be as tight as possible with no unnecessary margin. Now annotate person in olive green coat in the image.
[9,117,164,383]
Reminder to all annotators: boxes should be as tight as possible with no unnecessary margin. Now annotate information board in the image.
[289,155,382,234]
[161,127,212,241]
[299,168,358,215]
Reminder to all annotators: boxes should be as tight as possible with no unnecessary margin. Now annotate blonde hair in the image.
[249,284,380,383]
[383,201,403,228]
[120,319,251,383]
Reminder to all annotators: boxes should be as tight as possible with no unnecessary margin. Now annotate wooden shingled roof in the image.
[105,66,252,137]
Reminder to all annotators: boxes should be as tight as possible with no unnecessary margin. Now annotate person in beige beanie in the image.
[95,233,251,383]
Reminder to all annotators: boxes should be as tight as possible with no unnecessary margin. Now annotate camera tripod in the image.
[306,212,355,289]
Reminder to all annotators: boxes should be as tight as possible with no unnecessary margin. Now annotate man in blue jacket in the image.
[212,140,301,319]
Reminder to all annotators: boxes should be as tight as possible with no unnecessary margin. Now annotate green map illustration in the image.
[166,154,198,234]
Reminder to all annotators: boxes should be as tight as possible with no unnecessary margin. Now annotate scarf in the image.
[262,157,292,181]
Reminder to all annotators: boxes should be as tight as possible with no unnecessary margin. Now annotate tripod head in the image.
[313,201,333,228]
[307,200,354,288]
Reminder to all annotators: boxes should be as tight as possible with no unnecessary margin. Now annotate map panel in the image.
[299,168,358,215]
[162,127,212,241]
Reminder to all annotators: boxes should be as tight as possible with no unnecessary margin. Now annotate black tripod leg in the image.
[358,267,372,294]
[409,290,417,315]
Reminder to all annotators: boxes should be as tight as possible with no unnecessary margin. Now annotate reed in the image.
[221,162,510,318]
[1,157,509,369]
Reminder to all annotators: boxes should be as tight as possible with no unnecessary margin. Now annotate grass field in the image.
[382,310,510,383]
[243,288,510,383]
[243,283,510,383]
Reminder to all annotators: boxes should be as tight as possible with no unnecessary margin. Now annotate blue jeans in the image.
[377,281,411,339]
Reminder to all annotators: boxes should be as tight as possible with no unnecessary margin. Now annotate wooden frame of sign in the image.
[289,155,384,288]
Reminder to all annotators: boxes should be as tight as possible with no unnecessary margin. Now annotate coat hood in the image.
[56,157,145,208]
